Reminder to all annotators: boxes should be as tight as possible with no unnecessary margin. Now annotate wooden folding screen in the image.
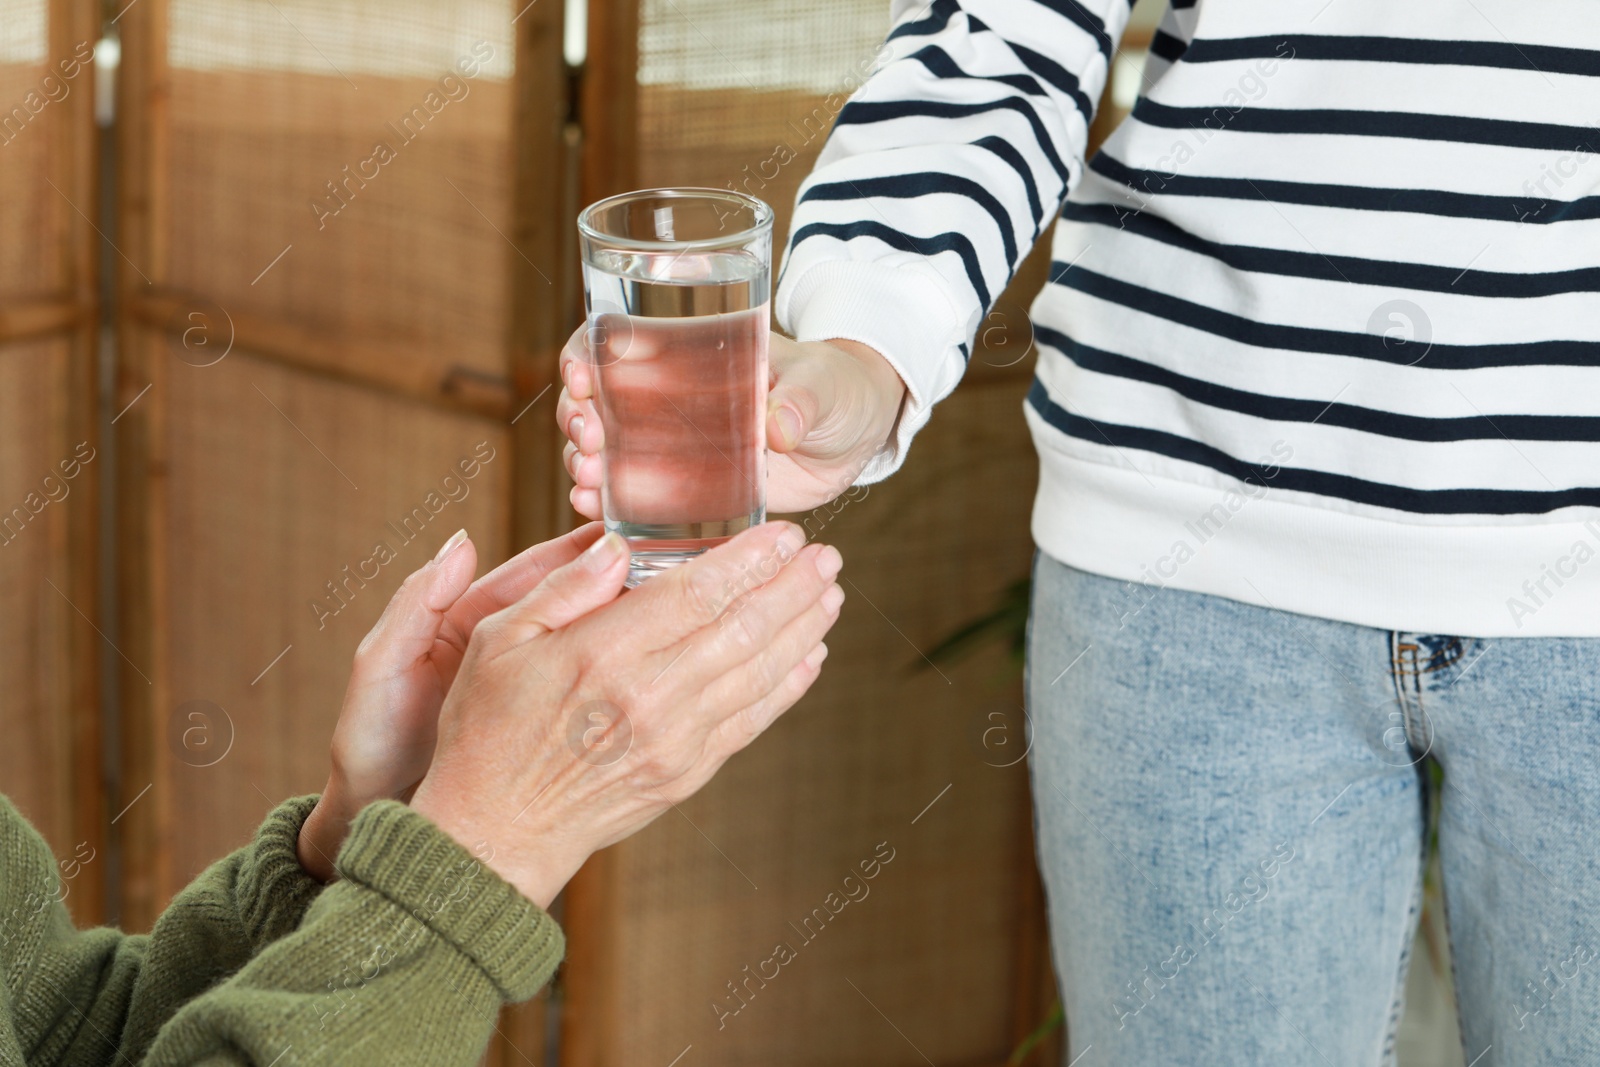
[112,0,570,1059]
[0,0,104,926]
[564,3,1055,1064]
[103,0,1077,1064]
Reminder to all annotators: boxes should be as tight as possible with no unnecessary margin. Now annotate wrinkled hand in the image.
[296,524,613,882]
[409,521,844,907]
[558,327,905,516]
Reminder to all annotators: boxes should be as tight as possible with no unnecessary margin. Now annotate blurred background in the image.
[0,0,1461,1063]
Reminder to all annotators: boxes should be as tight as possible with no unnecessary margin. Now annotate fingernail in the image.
[773,405,803,449]
[821,584,844,615]
[570,414,585,443]
[806,642,829,669]
[582,531,627,572]
[815,544,843,581]
[434,528,469,562]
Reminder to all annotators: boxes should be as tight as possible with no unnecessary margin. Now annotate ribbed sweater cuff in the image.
[237,794,326,949]
[335,800,566,1002]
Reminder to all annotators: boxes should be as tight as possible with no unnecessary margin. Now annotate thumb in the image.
[766,341,827,454]
[499,530,630,639]
[353,528,478,675]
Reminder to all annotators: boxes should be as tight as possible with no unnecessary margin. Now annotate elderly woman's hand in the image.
[297,524,615,882]
[409,520,843,907]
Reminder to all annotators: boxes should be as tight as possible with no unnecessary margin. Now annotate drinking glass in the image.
[577,188,773,586]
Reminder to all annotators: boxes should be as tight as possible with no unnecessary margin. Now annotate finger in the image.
[556,390,581,442]
[353,528,479,677]
[696,579,839,724]
[560,325,594,401]
[563,442,602,489]
[658,541,841,686]
[766,336,824,454]
[577,452,601,488]
[441,523,605,649]
[707,640,829,757]
[651,640,828,808]
[556,392,603,453]
[493,530,630,641]
[620,521,808,649]
[570,484,602,520]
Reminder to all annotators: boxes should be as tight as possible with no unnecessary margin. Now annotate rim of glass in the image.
[577,187,774,252]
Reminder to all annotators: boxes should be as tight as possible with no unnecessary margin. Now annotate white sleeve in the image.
[777,0,1136,481]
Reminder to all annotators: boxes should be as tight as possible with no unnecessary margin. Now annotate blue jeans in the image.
[1026,551,1600,1066]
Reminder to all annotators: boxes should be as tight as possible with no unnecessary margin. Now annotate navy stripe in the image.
[1148,28,1188,64]
[837,98,1071,189]
[1060,200,1600,297]
[1026,379,1600,515]
[1035,0,1114,60]
[1011,41,1097,124]
[803,172,1019,266]
[1133,98,1600,153]
[888,0,961,41]
[1087,151,1600,225]
[906,44,1046,98]
[1183,35,1600,78]
[793,220,992,308]
[977,135,1044,232]
[1035,326,1600,442]
[1050,265,1600,369]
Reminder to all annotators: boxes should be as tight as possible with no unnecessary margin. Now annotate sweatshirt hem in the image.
[1028,416,1600,638]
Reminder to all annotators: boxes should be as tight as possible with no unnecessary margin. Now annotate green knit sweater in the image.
[0,794,565,1065]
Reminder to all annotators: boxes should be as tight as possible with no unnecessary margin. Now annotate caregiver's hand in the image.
[409,520,843,908]
[297,523,612,882]
[557,327,906,515]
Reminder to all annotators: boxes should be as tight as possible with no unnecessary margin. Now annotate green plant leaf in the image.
[1007,1000,1064,1065]
[912,576,1031,674]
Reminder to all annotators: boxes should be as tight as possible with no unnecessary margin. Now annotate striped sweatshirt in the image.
[775,0,1600,637]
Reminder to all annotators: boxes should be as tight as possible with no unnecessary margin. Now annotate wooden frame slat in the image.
[510,0,579,551]
[559,7,634,1057]
[577,0,638,204]
[493,1,575,1062]
[52,0,105,925]
[124,290,514,420]
[0,0,107,924]
[111,0,174,932]
[0,293,96,344]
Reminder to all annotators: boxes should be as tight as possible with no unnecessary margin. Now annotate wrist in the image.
[410,778,584,909]
[297,782,353,883]
[826,337,906,447]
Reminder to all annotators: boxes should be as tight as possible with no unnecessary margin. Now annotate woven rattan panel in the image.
[565,385,1041,1065]
[118,0,530,927]
[0,336,97,916]
[0,0,68,296]
[160,0,519,381]
[564,7,1045,1063]
[139,333,513,890]
[636,0,891,256]
[0,0,100,924]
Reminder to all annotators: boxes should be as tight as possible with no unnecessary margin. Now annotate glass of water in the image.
[577,188,773,586]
